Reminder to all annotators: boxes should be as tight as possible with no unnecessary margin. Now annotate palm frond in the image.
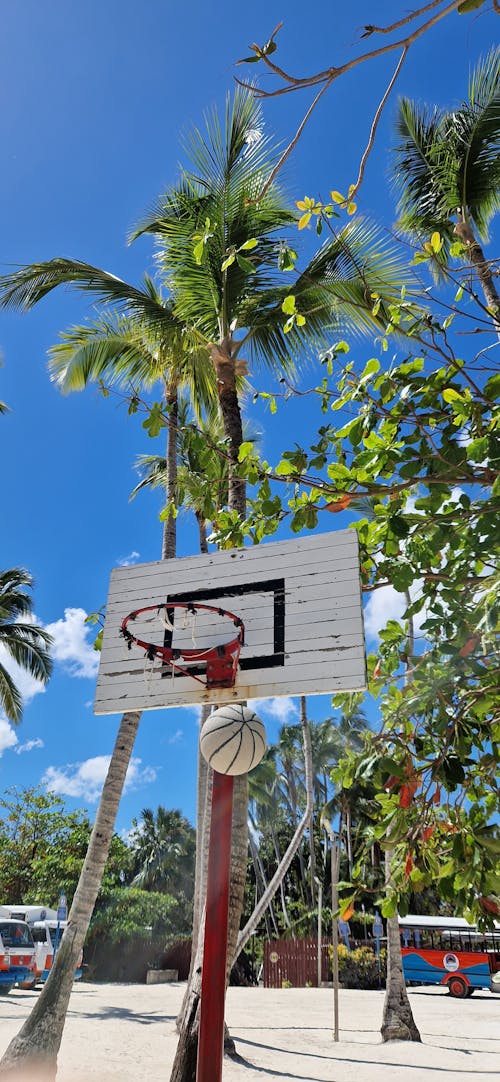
[455,47,500,237]
[0,259,180,335]
[393,99,451,225]
[0,664,22,725]
[393,49,500,249]
[48,315,163,393]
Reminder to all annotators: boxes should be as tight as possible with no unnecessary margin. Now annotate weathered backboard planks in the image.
[94,529,366,713]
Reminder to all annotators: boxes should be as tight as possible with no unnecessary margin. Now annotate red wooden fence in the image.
[263,939,332,988]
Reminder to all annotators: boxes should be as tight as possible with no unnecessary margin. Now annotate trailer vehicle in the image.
[0,918,36,994]
[0,905,82,985]
[399,915,500,998]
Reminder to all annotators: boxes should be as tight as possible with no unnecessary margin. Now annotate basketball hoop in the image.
[120,602,245,689]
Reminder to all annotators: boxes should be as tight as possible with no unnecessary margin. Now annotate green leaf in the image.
[221,253,236,272]
[239,238,258,251]
[274,458,298,476]
[236,254,256,274]
[238,441,254,462]
[360,357,380,380]
[458,0,487,12]
[281,295,296,315]
[381,896,398,918]
[442,388,464,403]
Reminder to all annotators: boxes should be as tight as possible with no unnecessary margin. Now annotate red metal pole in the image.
[196,770,234,1082]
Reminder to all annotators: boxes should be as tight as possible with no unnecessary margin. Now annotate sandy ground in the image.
[0,981,499,1082]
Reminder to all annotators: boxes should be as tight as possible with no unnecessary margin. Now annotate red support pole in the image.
[196,770,234,1082]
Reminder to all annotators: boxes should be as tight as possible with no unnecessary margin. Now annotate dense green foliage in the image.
[87,887,190,944]
[129,806,196,902]
[0,788,130,906]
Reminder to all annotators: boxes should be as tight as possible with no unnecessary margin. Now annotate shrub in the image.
[328,944,386,989]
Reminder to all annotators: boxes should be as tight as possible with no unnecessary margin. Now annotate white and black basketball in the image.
[200,704,266,776]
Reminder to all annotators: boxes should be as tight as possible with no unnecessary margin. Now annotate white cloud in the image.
[363,587,407,642]
[42,755,157,802]
[117,551,141,567]
[363,583,430,644]
[45,608,99,679]
[0,718,18,756]
[15,737,44,755]
[167,729,184,745]
[250,697,299,724]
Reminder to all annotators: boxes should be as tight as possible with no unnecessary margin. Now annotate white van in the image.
[0,905,82,985]
[0,918,36,994]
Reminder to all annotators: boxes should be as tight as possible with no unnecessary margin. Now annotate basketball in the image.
[200,705,267,776]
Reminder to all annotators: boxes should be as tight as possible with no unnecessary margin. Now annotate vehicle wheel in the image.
[0,985,14,995]
[448,976,468,998]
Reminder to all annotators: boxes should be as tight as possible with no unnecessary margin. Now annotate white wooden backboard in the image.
[94,529,366,714]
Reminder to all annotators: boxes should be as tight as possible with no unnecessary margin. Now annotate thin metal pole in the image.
[197,770,234,1082]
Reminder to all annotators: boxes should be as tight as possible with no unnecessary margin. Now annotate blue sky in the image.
[1,1,498,835]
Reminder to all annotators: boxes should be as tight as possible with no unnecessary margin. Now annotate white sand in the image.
[0,981,499,1082]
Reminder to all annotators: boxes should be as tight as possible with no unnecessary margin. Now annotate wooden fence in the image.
[263,938,332,988]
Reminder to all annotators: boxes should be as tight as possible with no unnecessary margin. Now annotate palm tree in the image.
[0,288,209,1077]
[392,47,500,329]
[0,89,414,1079]
[130,806,196,900]
[0,568,52,722]
[130,398,233,556]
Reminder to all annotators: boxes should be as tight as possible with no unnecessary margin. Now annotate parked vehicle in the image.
[0,918,36,994]
[399,914,500,998]
[0,905,82,985]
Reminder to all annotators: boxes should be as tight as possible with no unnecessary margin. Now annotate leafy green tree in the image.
[0,569,52,722]
[393,47,500,323]
[234,261,499,924]
[0,787,131,905]
[87,887,190,944]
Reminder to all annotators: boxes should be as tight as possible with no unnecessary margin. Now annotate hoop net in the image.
[120,602,245,689]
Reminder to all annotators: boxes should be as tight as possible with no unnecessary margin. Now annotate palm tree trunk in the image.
[191,707,211,962]
[0,709,141,1079]
[382,892,421,1042]
[381,590,421,1043]
[209,338,245,518]
[195,511,208,555]
[236,709,314,956]
[301,697,317,907]
[162,385,178,559]
[270,825,291,928]
[454,217,500,338]
[248,828,279,938]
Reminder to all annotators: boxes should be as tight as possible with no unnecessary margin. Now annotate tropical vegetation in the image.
[0,36,499,1081]
[0,569,52,723]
